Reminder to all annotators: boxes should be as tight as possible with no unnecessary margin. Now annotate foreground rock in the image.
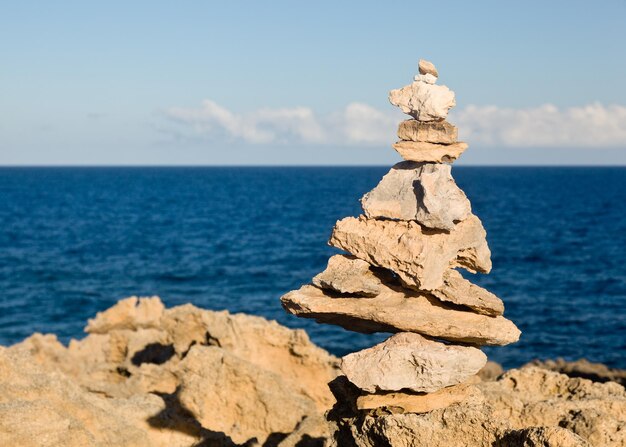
[432,269,504,316]
[329,214,492,290]
[360,161,471,230]
[312,254,386,297]
[281,284,521,346]
[341,333,486,393]
[393,140,468,163]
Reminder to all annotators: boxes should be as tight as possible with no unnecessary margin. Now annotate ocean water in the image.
[0,166,624,369]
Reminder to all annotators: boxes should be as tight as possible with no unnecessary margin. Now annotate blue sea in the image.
[0,167,624,369]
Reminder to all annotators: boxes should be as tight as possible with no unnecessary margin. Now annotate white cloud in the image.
[167,100,626,148]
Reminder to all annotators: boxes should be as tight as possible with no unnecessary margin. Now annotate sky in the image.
[1,1,625,166]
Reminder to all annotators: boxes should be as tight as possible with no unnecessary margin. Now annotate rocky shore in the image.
[1,296,624,447]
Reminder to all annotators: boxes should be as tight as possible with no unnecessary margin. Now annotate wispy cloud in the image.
[166,100,626,148]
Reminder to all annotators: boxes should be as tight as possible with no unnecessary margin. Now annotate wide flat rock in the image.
[356,382,480,414]
[361,161,471,231]
[329,214,491,291]
[341,333,487,393]
[389,81,455,121]
[312,254,385,297]
[397,120,457,144]
[433,270,504,316]
[280,284,521,346]
[393,140,468,163]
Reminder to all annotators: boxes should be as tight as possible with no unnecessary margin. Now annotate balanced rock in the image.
[393,140,468,163]
[312,254,384,297]
[361,161,471,231]
[418,59,438,78]
[432,270,504,316]
[389,81,455,121]
[356,382,480,414]
[341,333,487,393]
[280,284,521,346]
[397,119,458,144]
[329,214,491,290]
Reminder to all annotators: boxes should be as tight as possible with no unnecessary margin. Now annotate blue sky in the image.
[1,1,625,165]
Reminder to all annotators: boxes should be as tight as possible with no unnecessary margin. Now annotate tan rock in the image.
[527,357,626,387]
[341,333,487,393]
[419,59,438,78]
[413,73,437,84]
[356,382,480,414]
[397,119,458,144]
[85,296,164,334]
[393,140,468,163]
[175,345,317,445]
[389,80,455,121]
[280,284,521,346]
[329,214,491,291]
[360,161,471,231]
[496,426,592,447]
[433,270,504,316]
[312,254,383,297]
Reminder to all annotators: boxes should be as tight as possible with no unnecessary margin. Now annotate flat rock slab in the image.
[360,161,471,231]
[312,254,386,297]
[329,215,491,291]
[280,284,521,346]
[341,333,486,393]
[389,81,455,121]
[393,140,467,163]
[433,270,504,316]
[356,382,481,414]
[397,120,457,144]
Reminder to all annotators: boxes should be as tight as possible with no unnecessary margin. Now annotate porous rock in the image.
[280,284,521,346]
[418,59,438,78]
[341,333,487,393]
[86,295,165,333]
[312,254,383,297]
[397,119,458,144]
[393,140,468,163]
[360,161,471,230]
[433,269,504,316]
[329,214,491,290]
[389,80,455,121]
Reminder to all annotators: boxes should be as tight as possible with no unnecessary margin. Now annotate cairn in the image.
[281,59,520,414]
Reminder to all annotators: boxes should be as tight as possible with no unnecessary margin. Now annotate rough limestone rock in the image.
[432,269,504,316]
[528,357,626,387]
[389,80,455,121]
[419,59,438,78]
[85,295,165,334]
[341,333,487,393]
[356,382,480,414]
[175,345,317,445]
[281,284,521,346]
[496,426,592,447]
[329,214,491,290]
[397,119,458,144]
[360,161,471,230]
[312,254,384,297]
[393,140,468,163]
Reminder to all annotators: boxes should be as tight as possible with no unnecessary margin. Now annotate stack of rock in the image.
[281,59,520,414]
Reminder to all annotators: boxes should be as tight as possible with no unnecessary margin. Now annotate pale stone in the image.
[175,345,317,445]
[433,270,504,316]
[413,73,437,84]
[419,59,438,77]
[85,296,164,333]
[393,140,468,163]
[280,284,521,346]
[498,427,592,447]
[312,254,383,297]
[397,119,458,144]
[329,214,491,291]
[389,81,455,121]
[341,333,487,393]
[356,382,480,414]
[360,162,471,231]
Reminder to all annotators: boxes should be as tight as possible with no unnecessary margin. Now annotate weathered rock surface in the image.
[360,161,471,230]
[418,59,438,78]
[393,140,468,163]
[341,333,487,393]
[528,357,626,387]
[433,269,504,316]
[86,295,165,334]
[389,80,455,121]
[355,382,480,414]
[312,254,384,297]
[332,367,626,447]
[329,214,491,290]
[397,119,458,144]
[281,284,521,346]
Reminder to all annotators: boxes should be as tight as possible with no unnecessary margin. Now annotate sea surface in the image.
[0,167,624,369]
